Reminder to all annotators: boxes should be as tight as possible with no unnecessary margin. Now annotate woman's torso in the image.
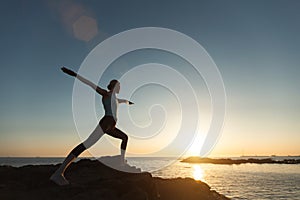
[102,92,118,120]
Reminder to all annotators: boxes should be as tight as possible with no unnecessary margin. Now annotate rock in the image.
[0,158,229,200]
[72,188,118,200]
[121,187,148,200]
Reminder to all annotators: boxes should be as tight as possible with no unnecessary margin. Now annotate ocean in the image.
[1,156,299,200]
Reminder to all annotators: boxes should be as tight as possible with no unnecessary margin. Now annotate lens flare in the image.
[72,27,226,172]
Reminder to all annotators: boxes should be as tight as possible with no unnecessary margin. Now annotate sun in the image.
[186,132,205,156]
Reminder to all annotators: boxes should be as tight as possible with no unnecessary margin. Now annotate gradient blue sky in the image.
[0,0,299,156]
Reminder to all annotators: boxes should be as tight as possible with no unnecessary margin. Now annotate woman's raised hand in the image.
[61,67,77,77]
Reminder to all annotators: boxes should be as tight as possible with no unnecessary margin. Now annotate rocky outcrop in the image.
[0,158,229,200]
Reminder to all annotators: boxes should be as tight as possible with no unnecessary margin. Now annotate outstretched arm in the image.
[118,99,134,105]
[61,67,107,96]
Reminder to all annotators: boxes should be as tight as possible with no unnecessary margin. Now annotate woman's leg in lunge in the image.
[50,124,104,185]
[107,128,128,164]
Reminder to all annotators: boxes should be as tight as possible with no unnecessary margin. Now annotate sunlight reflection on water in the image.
[148,159,300,200]
[193,165,205,181]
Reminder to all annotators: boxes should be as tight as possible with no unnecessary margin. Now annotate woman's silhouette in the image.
[50,67,134,185]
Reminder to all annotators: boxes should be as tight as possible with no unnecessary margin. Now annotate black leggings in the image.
[70,116,128,157]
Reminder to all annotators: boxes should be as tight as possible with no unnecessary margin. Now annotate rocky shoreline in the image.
[0,158,229,200]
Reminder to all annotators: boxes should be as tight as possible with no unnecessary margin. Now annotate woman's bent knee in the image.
[123,134,128,142]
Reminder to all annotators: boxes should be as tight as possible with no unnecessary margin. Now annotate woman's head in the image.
[107,79,120,93]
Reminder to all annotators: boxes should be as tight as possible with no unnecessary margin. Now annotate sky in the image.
[0,0,299,157]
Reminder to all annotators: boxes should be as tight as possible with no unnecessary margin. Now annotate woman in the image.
[50,67,134,186]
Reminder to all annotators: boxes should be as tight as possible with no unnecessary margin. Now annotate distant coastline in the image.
[181,156,300,164]
[239,155,300,158]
